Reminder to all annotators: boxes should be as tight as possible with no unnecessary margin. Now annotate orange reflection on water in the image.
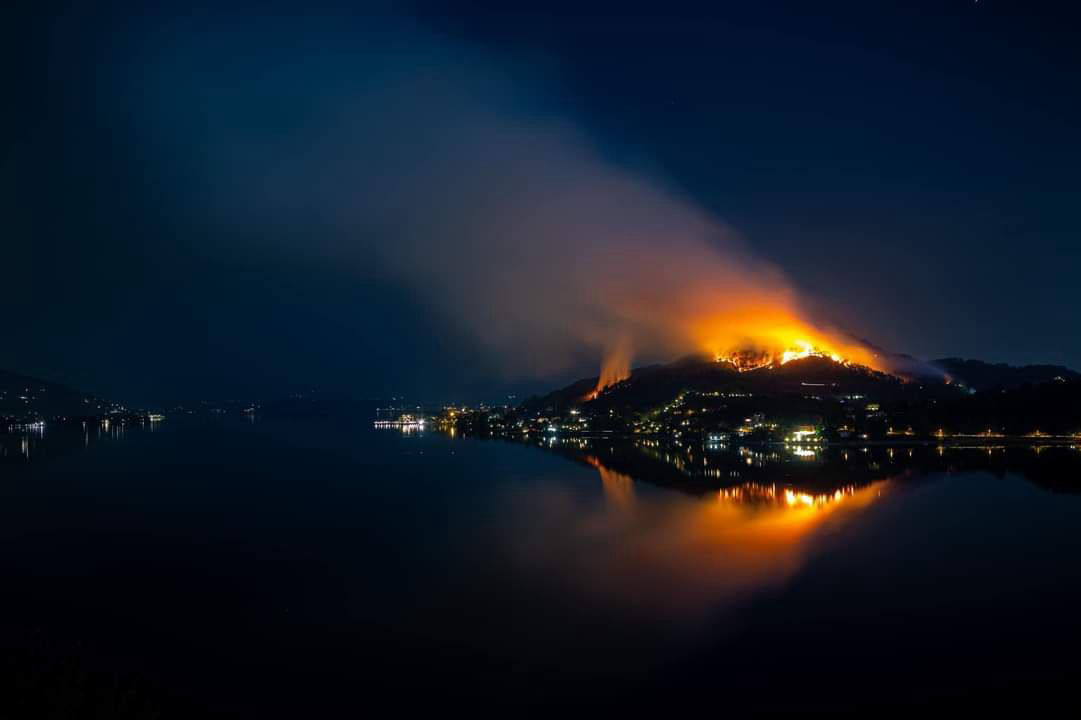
[699,482,883,577]
[503,459,888,620]
[584,455,636,509]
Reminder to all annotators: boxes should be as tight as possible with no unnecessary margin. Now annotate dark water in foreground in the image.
[2,419,1081,715]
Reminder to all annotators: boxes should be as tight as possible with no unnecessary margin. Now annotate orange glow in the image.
[590,300,884,386]
[564,214,895,389]
[700,313,880,372]
[584,455,635,508]
[502,457,889,619]
[664,275,882,372]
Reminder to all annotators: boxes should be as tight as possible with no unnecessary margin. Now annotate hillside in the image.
[931,358,1080,391]
[514,353,1081,436]
[0,370,109,420]
[522,354,957,415]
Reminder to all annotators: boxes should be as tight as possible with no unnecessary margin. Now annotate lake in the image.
[2,417,1080,715]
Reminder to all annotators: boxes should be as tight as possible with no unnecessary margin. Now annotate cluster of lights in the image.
[373,415,426,432]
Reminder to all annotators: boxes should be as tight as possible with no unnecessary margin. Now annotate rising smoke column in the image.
[133,21,883,383]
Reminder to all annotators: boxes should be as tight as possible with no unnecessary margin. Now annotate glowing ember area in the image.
[586,309,883,399]
[697,309,882,372]
[580,242,888,389]
[715,338,855,371]
[586,298,884,390]
[714,349,774,372]
[780,340,842,365]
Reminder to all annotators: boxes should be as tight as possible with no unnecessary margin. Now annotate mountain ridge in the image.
[0,369,113,420]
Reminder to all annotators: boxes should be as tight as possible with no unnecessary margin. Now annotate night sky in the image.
[4,1,1080,405]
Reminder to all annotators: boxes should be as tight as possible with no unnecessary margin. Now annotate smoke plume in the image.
[135,20,880,384]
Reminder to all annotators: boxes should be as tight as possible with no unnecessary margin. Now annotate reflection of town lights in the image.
[716,482,865,510]
[784,489,816,507]
[373,414,427,432]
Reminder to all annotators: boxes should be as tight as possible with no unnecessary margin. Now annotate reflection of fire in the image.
[717,482,869,509]
[584,455,635,508]
[503,455,890,621]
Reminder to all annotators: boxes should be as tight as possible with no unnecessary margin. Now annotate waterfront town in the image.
[376,354,1081,451]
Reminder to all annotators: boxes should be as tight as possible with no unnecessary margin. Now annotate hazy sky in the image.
[4,1,1080,404]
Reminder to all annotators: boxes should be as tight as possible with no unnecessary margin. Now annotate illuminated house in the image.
[787,426,820,443]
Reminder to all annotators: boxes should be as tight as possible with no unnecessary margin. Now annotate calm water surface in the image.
[1,418,1080,715]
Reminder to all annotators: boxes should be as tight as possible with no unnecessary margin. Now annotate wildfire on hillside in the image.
[698,311,879,373]
[585,311,883,401]
[716,338,855,372]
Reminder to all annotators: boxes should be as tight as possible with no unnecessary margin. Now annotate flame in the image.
[715,336,862,371]
[588,295,883,388]
[698,310,880,372]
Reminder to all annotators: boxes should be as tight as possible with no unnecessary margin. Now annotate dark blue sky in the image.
[3,1,1079,404]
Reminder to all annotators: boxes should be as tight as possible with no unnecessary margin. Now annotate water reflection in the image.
[584,454,635,508]
[520,433,1081,497]
[496,435,1081,625]
[502,452,890,622]
[0,417,151,465]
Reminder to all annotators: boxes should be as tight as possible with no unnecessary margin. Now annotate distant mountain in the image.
[839,335,950,382]
[0,369,108,419]
[930,358,1080,392]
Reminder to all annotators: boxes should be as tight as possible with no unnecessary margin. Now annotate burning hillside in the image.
[716,340,858,373]
[590,320,885,398]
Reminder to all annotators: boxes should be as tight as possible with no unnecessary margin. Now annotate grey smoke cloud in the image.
[131,19,860,383]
